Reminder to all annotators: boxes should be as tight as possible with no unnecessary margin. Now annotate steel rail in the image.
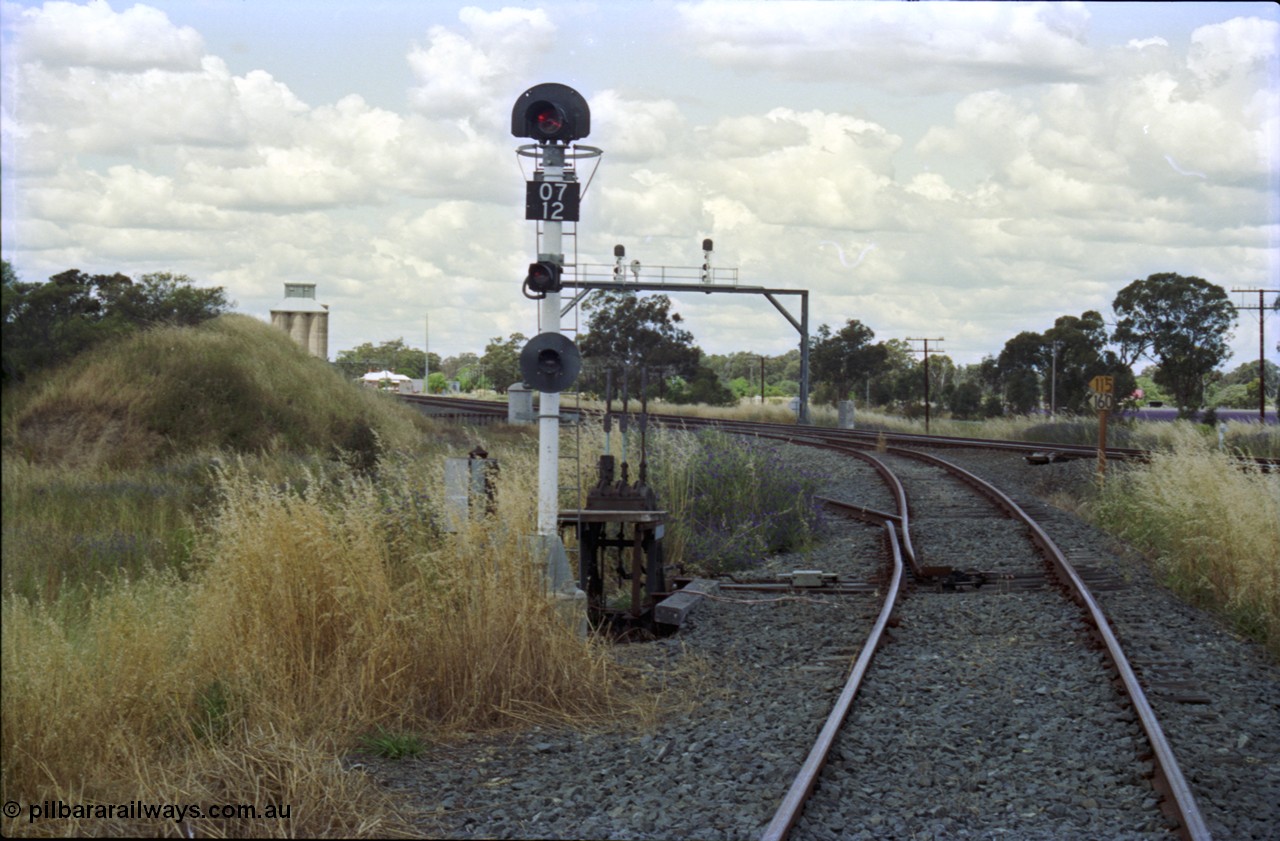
[887,446,1211,841]
[760,517,904,841]
[403,393,1213,837]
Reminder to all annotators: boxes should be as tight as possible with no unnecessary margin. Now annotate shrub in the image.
[649,428,821,574]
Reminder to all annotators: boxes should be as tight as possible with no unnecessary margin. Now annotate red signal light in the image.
[512,84,589,143]
[524,260,562,297]
[532,104,566,137]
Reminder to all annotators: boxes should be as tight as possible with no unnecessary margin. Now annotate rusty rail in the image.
[760,517,904,841]
[891,447,1211,841]
[757,440,1209,841]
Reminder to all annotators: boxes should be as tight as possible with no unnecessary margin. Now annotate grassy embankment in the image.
[1,315,636,837]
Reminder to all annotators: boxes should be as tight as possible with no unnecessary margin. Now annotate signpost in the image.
[1089,375,1114,481]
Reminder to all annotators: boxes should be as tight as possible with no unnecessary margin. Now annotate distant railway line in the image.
[396,393,1278,470]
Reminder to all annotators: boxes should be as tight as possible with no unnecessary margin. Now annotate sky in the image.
[2,0,1277,369]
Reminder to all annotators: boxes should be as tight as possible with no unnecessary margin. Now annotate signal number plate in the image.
[526,181,580,222]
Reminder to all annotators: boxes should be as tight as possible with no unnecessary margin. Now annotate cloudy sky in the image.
[2,1,1277,367]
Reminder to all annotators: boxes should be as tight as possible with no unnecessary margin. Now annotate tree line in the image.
[809,273,1270,417]
[6,260,1272,417]
[386,272,1261,418]
[2,261,231,385]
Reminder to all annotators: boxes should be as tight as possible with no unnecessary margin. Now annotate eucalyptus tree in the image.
[1112,273,1236,414]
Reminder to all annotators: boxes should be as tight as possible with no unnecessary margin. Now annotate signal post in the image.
[511,84,595,602]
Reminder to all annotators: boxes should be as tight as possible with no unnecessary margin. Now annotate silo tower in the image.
[270,282,329,359]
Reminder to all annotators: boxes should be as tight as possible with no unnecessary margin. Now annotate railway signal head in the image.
[511,83,590,144]
[520,331,581,393]
[525,260,562,297]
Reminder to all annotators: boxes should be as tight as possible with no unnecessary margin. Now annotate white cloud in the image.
[407,6,555,121]
[10,0,203,70]
[1127,37,1169,51]
[590,90,686,161]
[1187,16,1279,86]
[676,0,1100,93]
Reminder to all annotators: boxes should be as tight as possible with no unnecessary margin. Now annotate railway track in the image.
[396,393,1278,470]
[758,444,1208,840]
[370,393,1277,839]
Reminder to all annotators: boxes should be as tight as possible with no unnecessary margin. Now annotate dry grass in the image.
[1089,426,1280,656]
[0,316,704,837]
[2,445,636,836]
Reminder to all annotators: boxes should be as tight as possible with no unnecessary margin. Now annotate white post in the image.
[537,145,565,536]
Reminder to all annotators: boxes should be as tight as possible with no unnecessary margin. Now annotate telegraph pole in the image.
[906,337,944,433]
[1231,288,1279,423]
[1049,340,1062,418]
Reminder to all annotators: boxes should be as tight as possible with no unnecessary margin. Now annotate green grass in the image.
[359,727,427,760]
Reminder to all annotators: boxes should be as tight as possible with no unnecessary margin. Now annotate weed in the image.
[359,726,426,760]
[648,427,822,575]
[191,679,237,744]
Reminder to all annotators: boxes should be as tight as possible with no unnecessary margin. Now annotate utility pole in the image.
[758,355,766,406]
[906,337,945,434]
[1050,340,1062,418]
[1231,288,1279,423]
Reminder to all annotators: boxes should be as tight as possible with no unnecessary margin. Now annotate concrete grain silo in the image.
[270,282,329,359]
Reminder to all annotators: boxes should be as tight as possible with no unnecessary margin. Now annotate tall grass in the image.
[1089,426,1280,656]
[1,316,636,837]
[840,408,1280,456]
[629,397,1279,458]
[0,457,211,601]
[2,450,629,836]
[646,427,822,574]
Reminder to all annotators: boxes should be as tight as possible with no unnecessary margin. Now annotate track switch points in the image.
[779,570,839,588]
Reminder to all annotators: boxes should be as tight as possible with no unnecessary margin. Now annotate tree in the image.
[1043,310,1133,413]
[578,291,701,397]
[997,331,1046,414]
[1112,273,1236,414]
[666,364,737,406]
[2,263,229,384]
[864,339,917,407]
[1210,360,1280,409]
[948,380,984,420]
[440,352,479,383]
[334,338,435,381]
[810,319,887,406]
[704,349,801,397]
[480,333,527,393]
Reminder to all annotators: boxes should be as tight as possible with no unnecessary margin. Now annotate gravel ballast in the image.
[357,443,1280,840]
